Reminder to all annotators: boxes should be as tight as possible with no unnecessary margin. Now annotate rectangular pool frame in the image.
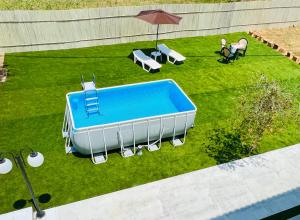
[62,79,197,164]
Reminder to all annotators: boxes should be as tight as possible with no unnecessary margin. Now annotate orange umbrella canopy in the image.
[136,9,182,24]
[136,10,182,49]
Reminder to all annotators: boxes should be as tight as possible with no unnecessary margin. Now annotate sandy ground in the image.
[252,26,300,57]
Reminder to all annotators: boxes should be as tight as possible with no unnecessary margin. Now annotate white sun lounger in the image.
[133,50,162,72]
[158,44,186,64]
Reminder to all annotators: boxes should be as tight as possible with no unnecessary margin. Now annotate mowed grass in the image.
[0,0,239,10]
[0,32,300,214]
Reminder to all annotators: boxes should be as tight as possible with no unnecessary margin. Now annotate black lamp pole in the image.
[0,149,45,218]
[15,155,45,218]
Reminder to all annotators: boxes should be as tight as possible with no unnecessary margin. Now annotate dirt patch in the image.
[249,26,300,64]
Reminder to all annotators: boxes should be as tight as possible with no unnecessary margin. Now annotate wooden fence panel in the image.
[0,0,299,52]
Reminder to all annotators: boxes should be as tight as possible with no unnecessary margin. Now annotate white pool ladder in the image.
[171,113,189,147]
[88,130,108,164]
[81,74,100,116]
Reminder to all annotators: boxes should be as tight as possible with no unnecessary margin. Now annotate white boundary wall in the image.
[0,0,299,53]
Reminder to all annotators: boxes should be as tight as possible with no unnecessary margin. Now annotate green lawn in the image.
[0,32,300,214]
[0,0,243,10]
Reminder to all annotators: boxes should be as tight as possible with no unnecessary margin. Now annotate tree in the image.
[237,75,295,151]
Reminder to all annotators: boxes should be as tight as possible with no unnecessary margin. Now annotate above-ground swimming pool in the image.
[62,79,197,163]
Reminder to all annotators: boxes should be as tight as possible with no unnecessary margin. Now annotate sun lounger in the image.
[157,44,186,64]
[133,50,162,72]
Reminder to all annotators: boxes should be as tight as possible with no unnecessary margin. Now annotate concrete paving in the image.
[1,144,300,220]
[0,207,32,220]
[39,144,300,220]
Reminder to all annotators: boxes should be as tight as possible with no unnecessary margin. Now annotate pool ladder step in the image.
[84,91,100,116]
[86,102,99,107]
[86,97,98,101]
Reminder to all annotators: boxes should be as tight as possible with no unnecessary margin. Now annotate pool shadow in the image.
[72,151,91,159]
[72,148,120,159]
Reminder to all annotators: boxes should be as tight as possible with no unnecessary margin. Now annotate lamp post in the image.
[0,149,45,218]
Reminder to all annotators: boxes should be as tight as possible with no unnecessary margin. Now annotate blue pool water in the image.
[68,80,196,129]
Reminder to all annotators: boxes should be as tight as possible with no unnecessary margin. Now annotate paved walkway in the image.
[40,144,300,220]
[2,144,300,220]
[0,208,32,220]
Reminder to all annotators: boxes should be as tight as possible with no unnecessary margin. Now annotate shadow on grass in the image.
[205,128,255,165]
[72,148,120,159]
[217,58,229,64]
[13,193,51,210]
[13,199,27,209]
[214,50,222,55]
[38,193,51,203]
[72,152,91,159]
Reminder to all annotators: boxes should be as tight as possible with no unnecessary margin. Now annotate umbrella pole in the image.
[156,24,159,50]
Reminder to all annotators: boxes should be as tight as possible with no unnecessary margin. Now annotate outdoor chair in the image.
[221,47,239,63]
[157,44,186,64]
[238,38,248,56]
[233,38,248,56]
[133,50,161,72]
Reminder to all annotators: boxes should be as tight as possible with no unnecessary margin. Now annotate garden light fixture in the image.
[0,148,45,218]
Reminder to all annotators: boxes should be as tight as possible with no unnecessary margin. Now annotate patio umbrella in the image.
[136,9,182,50]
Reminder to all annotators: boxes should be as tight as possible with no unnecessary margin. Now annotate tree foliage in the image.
[237,75,295,151]
[206,74,298,164]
